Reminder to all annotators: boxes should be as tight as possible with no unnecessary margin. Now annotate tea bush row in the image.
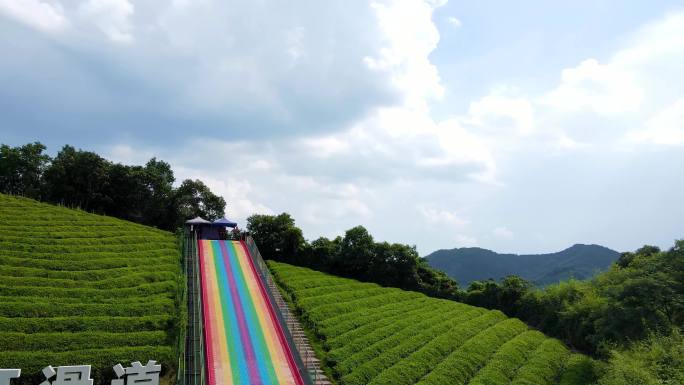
[318,297,431,338]
[410,318,528,385]
[0,194,182,384]
[268,261,595,385]
[0,264,179,280]
[0,271,177,289]
[0,331,168,351]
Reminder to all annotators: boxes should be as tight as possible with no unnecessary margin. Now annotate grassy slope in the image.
[269,261,597,385]
[0,194,183,384]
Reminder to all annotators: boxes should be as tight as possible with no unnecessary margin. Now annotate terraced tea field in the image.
[269,261,596,385]
[0,194,182,383]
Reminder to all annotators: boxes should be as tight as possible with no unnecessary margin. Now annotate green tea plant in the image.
[269,261,596,385]
[0,194,182,384]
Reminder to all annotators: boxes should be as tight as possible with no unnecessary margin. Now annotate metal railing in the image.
[244,236,320,385]
[182,228,205,385]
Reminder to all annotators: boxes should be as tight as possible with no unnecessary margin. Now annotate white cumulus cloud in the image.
[492,226,514,240]
[447,16,461,28]
[78,0,134,43]
[419,207,469,227]
[455,233,477,247]
[542,58,642,117]
[627,99,684,145]
[0,0,67,32]
[465,87,536,135]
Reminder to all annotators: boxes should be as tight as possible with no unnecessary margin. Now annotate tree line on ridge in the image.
[0,142,226,230]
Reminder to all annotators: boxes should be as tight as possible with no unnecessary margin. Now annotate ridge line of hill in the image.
[426,243,620,286]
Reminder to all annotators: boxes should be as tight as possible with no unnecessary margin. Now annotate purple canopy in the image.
[212,217,237,228]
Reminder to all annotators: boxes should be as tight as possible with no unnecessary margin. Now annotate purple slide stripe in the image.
[221,241,263,383]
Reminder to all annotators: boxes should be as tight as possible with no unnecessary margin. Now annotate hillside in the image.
[0,194,182,383]
[426,244,620,286]
[268,261,596,385]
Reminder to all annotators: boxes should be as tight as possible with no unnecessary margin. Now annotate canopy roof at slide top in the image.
[186,216,212,224]
[212,217,238,228]
[186,216,238,228]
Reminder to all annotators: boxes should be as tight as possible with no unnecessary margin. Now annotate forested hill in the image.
[426,244,620,286]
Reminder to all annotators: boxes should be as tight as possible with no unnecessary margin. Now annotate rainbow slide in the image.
[198,240,305,385]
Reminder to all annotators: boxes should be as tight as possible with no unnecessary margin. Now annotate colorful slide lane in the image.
[198,240,305,385]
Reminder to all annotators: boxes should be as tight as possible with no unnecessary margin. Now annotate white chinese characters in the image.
[0,362,160,385]
[111,361,161,385]
[41,366,93,385]
[0,369,21,385]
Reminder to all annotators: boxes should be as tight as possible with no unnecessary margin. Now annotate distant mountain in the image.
[425,244,620,286]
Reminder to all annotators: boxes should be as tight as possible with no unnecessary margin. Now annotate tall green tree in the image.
[247,213,306,262]
[371,241,420,289]
[416,262,460,299]
[336,226,375,277]
[102,163,151,223]
[142,158,177,229]
[174,179,226,227]
[42,145,110,212]
[0,142,50,198]
[309,236,340,269]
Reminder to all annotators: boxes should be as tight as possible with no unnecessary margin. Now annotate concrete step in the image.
[262,272,331,385]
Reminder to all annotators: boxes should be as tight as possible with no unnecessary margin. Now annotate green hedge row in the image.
[298,288,393,310]
[317,297,431,338]
[323,299,442,350]
[468,330,547,385]
[0,228,167,238]
[509,339,569,385]
[0,331,168,351]
[337,310,497,384]
[0,272,178,289]
[558,354,598,385]
[1,249,176,261]
[285,277,360,289]
[0,220,160,228]
[409,318,528,385]
[285,277,359,291]
[0,315,174,333]
[0,255,176,271]
[293,282,379,300]
[0,241,173,253]
[0,281,178,300]
[0,235,173,246]
[306,291,423,324]
[0,264,179,280]
[0,300,175,318]
[327,302,458,358]
[0,295,172,305]
[268,261,595,385]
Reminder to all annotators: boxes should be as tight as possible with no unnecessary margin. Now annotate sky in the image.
[1,0,683,255]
